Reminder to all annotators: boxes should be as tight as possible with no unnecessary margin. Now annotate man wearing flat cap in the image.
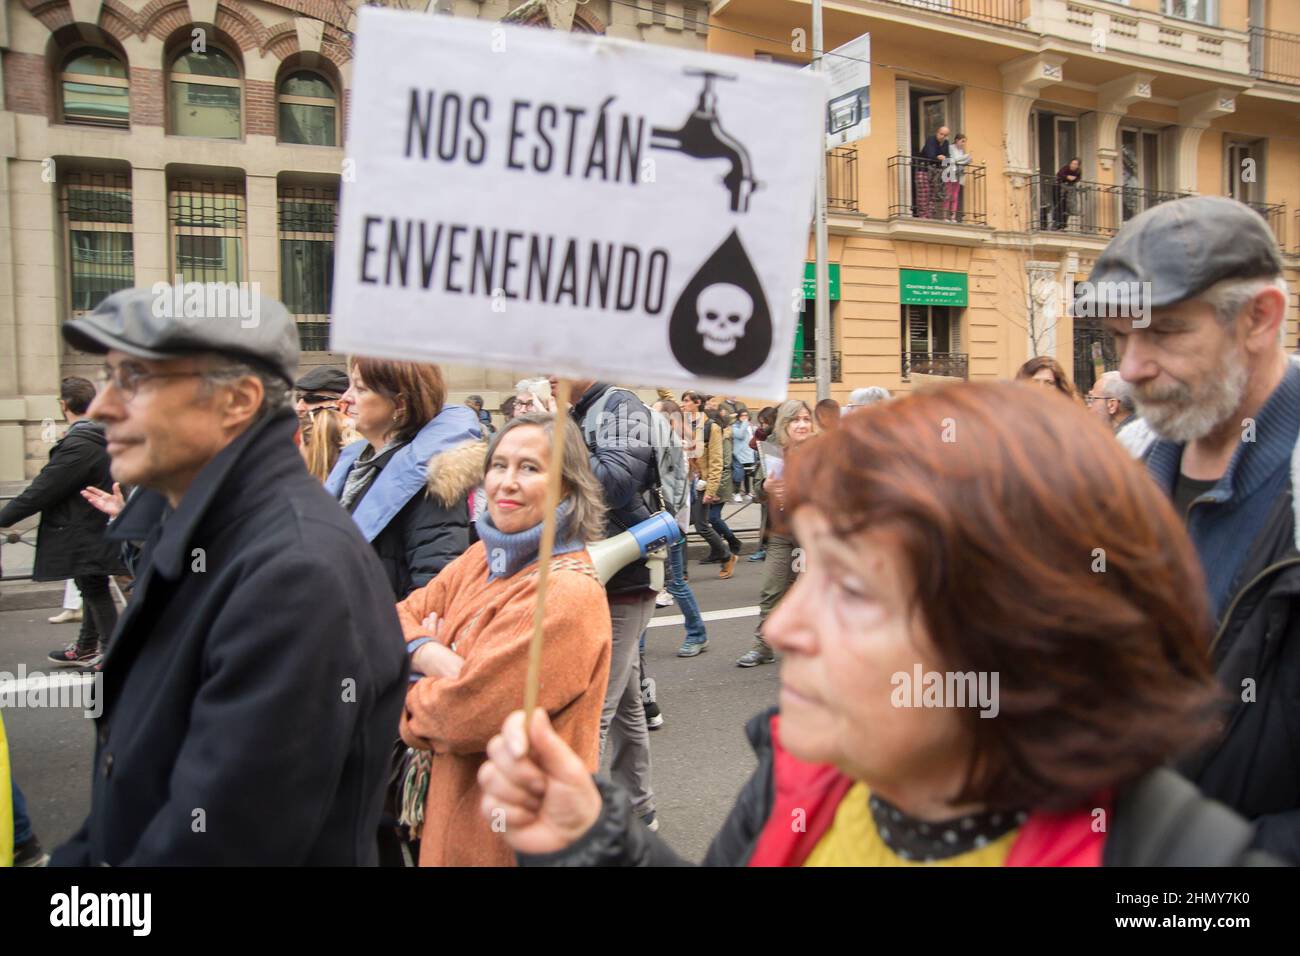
[50,285,407,866]
[1091,196,1299,862]
[293,365,350,451]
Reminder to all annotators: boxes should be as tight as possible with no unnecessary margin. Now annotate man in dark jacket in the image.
[1091,196,1300,863]
[0,377,123,668]
[556,378,661,829]
[48,286,407,865]
[915,125,950,219]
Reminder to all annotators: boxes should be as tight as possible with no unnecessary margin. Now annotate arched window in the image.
[169,48,242,140]
[60,49,130,128]
[278,71,337,146]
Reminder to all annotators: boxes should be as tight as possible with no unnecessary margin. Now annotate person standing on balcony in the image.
[1054,158,1082,231]
[916,126,950,220]
[942,134,972,223]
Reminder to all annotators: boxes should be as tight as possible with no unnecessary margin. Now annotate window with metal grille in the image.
[60,171,135,314]
[169,180,246,285]
[279,184,337,343]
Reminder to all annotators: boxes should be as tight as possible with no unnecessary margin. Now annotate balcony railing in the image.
[827,147,858,213]
[876,0,1028,30]
[1242,201,1287,250]
[888,155,988,226]
[902,351,969,381]
[1250,26,1300,85]
[790,349,842,383]
[1025,175,1188,237]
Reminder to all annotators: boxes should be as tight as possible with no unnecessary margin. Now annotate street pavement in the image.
[0,499,779,863]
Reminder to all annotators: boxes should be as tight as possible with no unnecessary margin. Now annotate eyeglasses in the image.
[296,392,340,405]
[98,363,204,400]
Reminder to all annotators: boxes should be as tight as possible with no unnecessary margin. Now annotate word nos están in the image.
[403,90,647,185]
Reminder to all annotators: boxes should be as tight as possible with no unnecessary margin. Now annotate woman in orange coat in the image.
[396,413,611,866]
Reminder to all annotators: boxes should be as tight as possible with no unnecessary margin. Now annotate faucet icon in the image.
[651,70,759,213]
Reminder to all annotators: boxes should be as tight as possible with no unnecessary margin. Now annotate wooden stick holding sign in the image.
[521,377,572,741]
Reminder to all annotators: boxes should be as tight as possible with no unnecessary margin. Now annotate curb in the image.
[0,581,66,611]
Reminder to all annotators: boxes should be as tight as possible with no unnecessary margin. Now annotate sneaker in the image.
[719,554,738,580]
[655,591,674,608]
[48,609,82,624]
[640,811,660,833]
[81,653,105,672]
[747,549,767,562]
[732,494,743,502]
[737,643,776,668]
[641,677,663,729]
[48,642,98,667]
[676,639,709,658]
[13,836,50,867]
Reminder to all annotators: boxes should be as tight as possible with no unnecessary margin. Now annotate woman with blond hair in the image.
[395,413,612,866]
[738,398,815,668]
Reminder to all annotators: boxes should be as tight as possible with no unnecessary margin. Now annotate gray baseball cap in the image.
[63,285,300,384]
[1088,196,1283,311]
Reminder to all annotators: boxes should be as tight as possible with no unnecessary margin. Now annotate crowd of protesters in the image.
[2,195,1298,868]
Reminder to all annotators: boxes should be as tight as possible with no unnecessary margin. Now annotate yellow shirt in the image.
[803,782,1019,867]
[0,714,12,867]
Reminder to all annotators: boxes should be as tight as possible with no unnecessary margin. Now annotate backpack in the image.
[582,388,689,516]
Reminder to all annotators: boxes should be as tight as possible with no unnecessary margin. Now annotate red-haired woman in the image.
[474,382,1275,866]
[1016,355,1076,400]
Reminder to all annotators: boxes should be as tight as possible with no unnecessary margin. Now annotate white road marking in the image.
[0,673,95,693]
[647,605,760,628]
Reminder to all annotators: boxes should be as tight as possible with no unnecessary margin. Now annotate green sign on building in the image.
[803,262,841,300]
[900,269,968,307]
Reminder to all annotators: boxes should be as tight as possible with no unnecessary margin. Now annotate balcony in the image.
[876,0,1029,30]
[902,351,970,381]
[1030,0,1250,76]
[790,349,842,383]
[1243,201,1287,250]
[827,147,859,213]
[1250,27,1300,85]
[1025,175,1187,238]
[888,155,989,227]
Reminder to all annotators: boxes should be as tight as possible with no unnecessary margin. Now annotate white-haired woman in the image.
[394,413,612,866]
[737,399,815,667]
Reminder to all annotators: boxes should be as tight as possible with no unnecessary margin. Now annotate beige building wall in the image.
[714,0,1300,411]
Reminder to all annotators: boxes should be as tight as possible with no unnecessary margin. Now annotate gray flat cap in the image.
[1088,196,1283,311]
[63,285,300,384]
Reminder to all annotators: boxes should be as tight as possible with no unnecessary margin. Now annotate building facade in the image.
[711,0,1300,408]
[0,0,711,479]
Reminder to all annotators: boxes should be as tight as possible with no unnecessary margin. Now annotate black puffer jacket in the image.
[518,709,1279,867]
[572,384,657,595]
[0,419,122,580]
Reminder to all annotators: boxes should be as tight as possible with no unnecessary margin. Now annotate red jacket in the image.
[747,715,1107,867]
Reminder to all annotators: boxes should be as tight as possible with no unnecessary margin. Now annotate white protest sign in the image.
[808,33,870,149]
[332,9,826,398]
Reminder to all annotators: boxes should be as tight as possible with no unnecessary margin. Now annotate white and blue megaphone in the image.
[588,511,682,591]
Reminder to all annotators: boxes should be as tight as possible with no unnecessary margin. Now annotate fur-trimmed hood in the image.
[426,438,487,507]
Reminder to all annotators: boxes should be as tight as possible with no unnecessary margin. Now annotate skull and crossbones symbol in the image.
[695,283,753,356]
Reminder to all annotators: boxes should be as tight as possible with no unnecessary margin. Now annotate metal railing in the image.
[790,349,842,383]
[1243,200,1287,250]
[1250,26,1300,85]
[297,321,332,352]
[888,155,988,225]
[902,351,969,380]
[876,0,1028,30]
[0,494,36,582]
[827,147,858,213]
[1025,175,1188,237]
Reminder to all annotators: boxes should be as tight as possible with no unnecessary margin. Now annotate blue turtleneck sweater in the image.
[474,503,583,581]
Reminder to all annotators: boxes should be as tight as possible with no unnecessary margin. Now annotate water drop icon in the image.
[669,230,772,379]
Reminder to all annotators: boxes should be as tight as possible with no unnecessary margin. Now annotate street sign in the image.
[332,9,827,397]
[900,269,968,307]
[809,33,870,149]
